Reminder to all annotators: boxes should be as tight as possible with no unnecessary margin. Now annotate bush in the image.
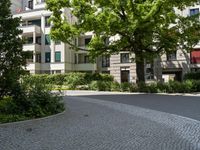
[120,83,138,92]
[189,80,200,92]
[138,82,149,93]
[25,83,65,117]
[111,81,121,91]
[22,72,114,90]
[147,83,158,93]
[89,81,111,91]
[64,72,86,89]
[184,72,200,80]
[156,82,169,93]
[0,97,17,114]
[0,81,65,123]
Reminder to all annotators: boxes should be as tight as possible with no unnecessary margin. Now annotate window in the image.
[102,55,110,67]
[28,0,33,9]
[55,52,61,62]
[120,53,130,63]
[190,8,199,16]
[45,16,51,27]
[85,38,91,46]
[36,54,41,63]
[28,19,41,26]
[146,68,154,80]
[84,56,90,63]
[25,37,33,44]
[167,51,176,61]
[45,34,51,45]
[36,36,41,45]
[45,52,51,63]
[27,52,33,63]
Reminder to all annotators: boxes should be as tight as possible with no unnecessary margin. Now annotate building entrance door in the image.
[121,70,130,83]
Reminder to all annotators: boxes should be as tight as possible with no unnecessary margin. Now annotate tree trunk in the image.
[135,53,145,83]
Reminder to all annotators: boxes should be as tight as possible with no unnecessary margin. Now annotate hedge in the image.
[22,72,114,90]
[184,72,200,80]
[21,72,200,93]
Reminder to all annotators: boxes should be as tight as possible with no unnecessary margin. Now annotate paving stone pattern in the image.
[0,96,200,150]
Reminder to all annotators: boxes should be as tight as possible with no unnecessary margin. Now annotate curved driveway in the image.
[0,94,200,150]
[83,94,200,121]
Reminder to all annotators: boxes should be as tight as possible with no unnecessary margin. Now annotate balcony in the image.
[23,44,41,52]
[74,64,97,71]
[26,62,40,70]
[20,25,41,34]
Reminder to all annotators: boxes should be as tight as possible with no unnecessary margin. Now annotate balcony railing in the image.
[20,25,41,34]
[23,44,41,52]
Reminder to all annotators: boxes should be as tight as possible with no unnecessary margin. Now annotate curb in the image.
[58,90,200,97]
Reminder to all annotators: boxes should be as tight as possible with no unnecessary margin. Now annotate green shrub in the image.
[0,114,28,123]
[129,84,138,92]
[0,97,17,114]
[64,72,86,89]
[147,83,158,93]
[0,81,65,123]
[111,81,121,91]
[100,74,114,82]
[156,82,168,93]
[190,80,200,92]
[89,81,98,91]
[120,82,138,92]
[89,81,111,91]
[138,82,149,92]
[25,83,64,117]
[184,72,200,80]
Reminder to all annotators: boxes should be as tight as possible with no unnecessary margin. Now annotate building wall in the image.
[10,0,22,14]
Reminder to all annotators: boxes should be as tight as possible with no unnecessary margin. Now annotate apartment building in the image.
[13,0,98,74]
[107,5,200,83]
[155,5,200,82]
[12,1,200,83]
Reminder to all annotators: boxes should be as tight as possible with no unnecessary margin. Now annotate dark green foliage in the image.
[146,83,158,93]
[0,0,30,98]
[0,82,64,123]
[22,72,114,90]
[25,83,64,117]
[64,72,86,89]
[120,83,134,92]
[89,81,112,91]
[184,72,200,80]
[111,82,121,92]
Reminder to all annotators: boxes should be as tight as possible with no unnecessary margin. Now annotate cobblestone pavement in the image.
[1,96,200,150]
[83,94,200,121]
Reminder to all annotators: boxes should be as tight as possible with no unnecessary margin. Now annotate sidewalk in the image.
[57,90,200,97]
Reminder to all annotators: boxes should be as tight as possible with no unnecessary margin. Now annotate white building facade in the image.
[13,1,200,83]
[13,0,98,74]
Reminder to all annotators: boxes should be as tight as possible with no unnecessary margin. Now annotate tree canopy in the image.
[47,0,200,82]
[0,0,29,98]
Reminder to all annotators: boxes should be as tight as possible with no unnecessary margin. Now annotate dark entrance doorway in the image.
[121,70,130,83]
[162,70,182,82]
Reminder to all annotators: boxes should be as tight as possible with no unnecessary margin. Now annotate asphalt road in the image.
[82,94,200,121]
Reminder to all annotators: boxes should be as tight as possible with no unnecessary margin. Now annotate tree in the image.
[47,0,200,82]
[0,0,29,98]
